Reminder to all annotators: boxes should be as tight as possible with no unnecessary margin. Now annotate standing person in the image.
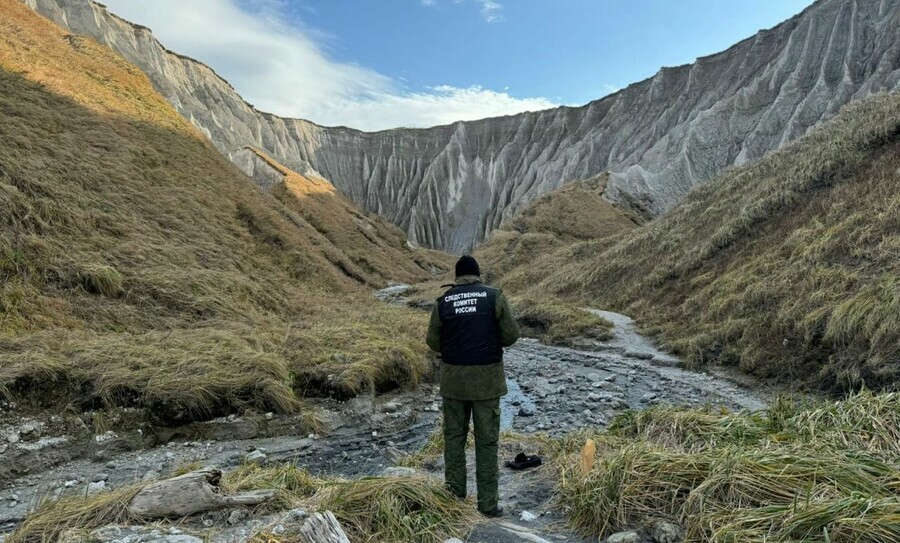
[426,255,520,517]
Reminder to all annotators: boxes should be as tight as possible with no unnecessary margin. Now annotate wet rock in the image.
[93,473,109,482]
[281,508,309,524]
[200,511,221,528]
[649,520,683,543]
[94,431,117,443]
[625,350,655,360]
[517,406,535,417]
[63,525,204,543]
[20,422,40,438]
[245,449,267,463]
[87,480,107,495]
[382,467,417,477]
[606,531,641,543]
[228,508,250,525]
[384,446,407,464]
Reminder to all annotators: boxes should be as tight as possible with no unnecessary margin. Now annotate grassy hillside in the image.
[488,94,900,391]
[244,147,449,286]
[476,173,637,291]
[0,1,446,422]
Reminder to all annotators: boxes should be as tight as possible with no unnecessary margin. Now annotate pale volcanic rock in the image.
[25,0,900,251]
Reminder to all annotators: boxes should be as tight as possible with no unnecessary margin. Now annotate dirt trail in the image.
[0,288,767,542]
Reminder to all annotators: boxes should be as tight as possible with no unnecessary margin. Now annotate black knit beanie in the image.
[455,255,480,278]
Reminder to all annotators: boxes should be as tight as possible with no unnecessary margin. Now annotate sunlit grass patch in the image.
[6,486,143,543]
[11,465,478,543]
[557,392,900,541]
[317,476,478,543]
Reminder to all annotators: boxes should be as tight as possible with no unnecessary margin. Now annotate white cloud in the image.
[100,0,551,131]
[450,0,504,22]
[332,85,555,131]
[477,0,503,22]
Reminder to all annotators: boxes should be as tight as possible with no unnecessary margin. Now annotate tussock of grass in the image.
[223,464,322,511]
[0,326,298,422]
[397,423,447,469]
[605,391,900,459]
[224,464,479,542]
[475,174,636,294]
[317,476,478,543]
[512,297,613,344]
[12,465,477,543]
[0,2,448,422]
[558,392,900,541]
[289,305,434,399]
[74,264,124,298]
[6,486,143,543]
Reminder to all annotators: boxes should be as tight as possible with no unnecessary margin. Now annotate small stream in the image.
[500,378,535,431]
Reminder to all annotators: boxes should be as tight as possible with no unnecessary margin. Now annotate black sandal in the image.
[504,452,543,470]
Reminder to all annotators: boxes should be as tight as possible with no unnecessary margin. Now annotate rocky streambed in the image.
[0,289,767,542]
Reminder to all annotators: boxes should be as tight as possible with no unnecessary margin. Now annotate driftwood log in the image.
[128,468,275,518]
[300,511,351,543]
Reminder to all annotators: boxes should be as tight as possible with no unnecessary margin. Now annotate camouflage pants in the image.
[442,397,501,513]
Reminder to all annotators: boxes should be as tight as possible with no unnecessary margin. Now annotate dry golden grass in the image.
[10,464,478,543]
[483,93,900,391]
[248,147,452,287]
[5,485,144,543]
[0,2,446,421]
[475,174,637,293]
[503,174,639,241]
[558,392,900,542]
[511,296,613,344]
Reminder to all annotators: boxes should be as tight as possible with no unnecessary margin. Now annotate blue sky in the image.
[102,0,815,130]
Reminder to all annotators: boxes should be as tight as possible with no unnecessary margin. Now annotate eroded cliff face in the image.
[24,0,900,252]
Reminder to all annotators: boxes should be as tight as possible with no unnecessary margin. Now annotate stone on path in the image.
[606,531,640,543]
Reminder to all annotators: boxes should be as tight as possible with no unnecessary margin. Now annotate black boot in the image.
[481,505,504,518]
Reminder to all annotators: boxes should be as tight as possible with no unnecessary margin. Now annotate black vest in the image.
[437,283,503,366]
